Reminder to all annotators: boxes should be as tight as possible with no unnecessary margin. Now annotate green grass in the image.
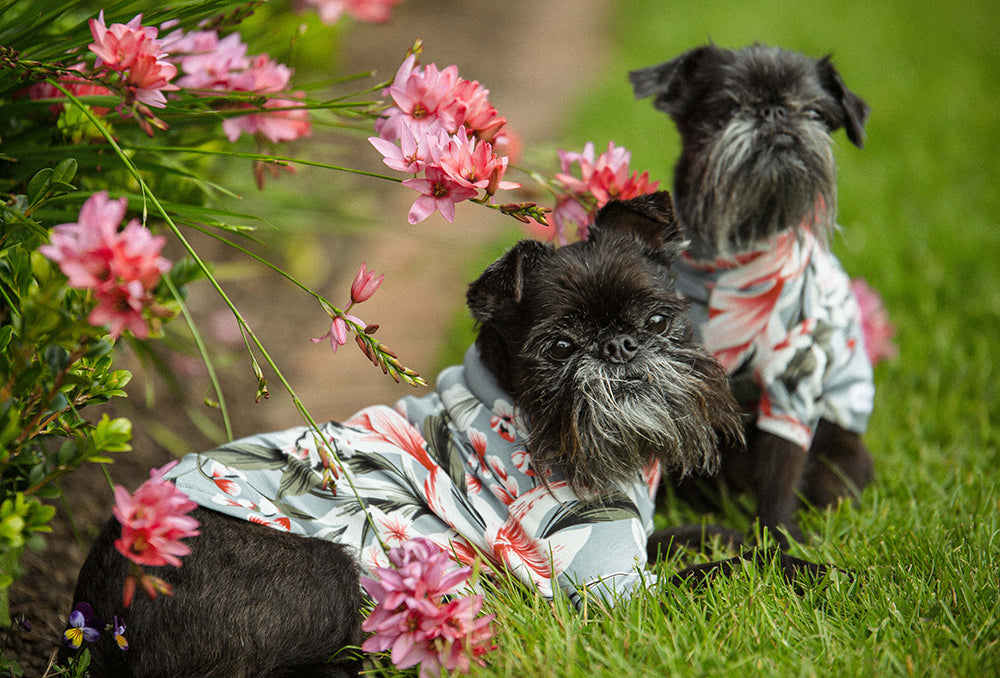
[466,1,1000,676]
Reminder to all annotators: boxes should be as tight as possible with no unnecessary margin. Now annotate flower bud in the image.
[350,262,384,304]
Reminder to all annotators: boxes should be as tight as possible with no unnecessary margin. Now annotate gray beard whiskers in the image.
[538,348,723,493]
[687,118,838,257]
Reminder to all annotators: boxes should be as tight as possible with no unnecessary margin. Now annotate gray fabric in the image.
[166,346,660,604]
[671,226,875,448]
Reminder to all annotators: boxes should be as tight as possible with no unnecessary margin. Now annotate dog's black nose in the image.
[601,335,639,363]
[761,105,787,123]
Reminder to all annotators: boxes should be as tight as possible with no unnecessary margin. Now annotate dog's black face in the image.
[630,44,869,258]
[468,192,743,495]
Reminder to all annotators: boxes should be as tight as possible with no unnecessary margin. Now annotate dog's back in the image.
[64,507,363,677]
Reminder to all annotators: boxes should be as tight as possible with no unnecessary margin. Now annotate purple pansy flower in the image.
[64,602,102,649]
[112,615,129,650]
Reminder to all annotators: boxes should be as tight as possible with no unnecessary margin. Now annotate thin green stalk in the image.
[160,273,233,441]
[126,144,405,183]
[175,220,330,305]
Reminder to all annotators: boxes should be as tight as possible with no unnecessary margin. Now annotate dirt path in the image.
[5,0,612,672]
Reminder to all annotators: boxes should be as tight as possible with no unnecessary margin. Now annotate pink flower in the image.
[372,53,521,222]
[88,12,158,71]
[224,53,293,93]
[39,191,172,339]
[448,79,507,143]
[88,11,178,109]
[87,280,154,339]
[375,54,511,147]
[376,55,462,141]
[312,316,347,352]
[402,167,479,224]
[125,52,179,108]
[39,191,124,287]
[299,0,403,24]
[311,313,363,353]
[163,30,250,90]
[369,120,448,174]
[424,597,496,676]
[436,127,520,194]
[162,29,310,144]
[112,461,200,568]
[351,263,385,304]
[492,128,522,166]
[546,195,591,244]
[27,63,113,116]
[557,141,658,206]
[851,278,898,365]
[361,538,496,677]
[217,55,310,143]
[222,94,311,143]
[549,141,659,242]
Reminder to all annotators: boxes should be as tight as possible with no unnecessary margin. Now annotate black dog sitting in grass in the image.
[631,45,876,543]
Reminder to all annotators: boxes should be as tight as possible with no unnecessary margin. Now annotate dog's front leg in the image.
[749,430,808,545]
[802,418,874,507]
[646,524,746,562]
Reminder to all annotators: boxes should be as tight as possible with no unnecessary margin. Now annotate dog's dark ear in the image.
[467,240,553,325]
[588,191,687,265]
[629,46,720,116]
[817,56,870,148]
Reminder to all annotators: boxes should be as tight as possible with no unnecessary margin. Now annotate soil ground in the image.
[5,1,612,672]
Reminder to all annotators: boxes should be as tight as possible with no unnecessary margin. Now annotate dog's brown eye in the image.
[548,339,575,362]
[647,314,670,334]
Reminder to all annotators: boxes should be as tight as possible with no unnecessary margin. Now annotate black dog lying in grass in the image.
[65,192,828,677]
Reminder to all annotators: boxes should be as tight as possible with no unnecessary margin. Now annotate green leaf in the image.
[89,415,133,454]
[25,501,55,530]
[48,391,69,413]
[51,157,78,185]
[34,486,61,499]
[56,439,78,465]
[0,326,12,352]
[44,344,70,373]
[25,168,52,206]
[83,339,115,360]
[0,246,33,299]
[0,402,20,447]
[25,464,45,490]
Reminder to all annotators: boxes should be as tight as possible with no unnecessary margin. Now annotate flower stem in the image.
[129,144,405,183]
[160,274,233,441]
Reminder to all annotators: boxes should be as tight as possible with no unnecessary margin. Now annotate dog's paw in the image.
[667,549,853,590]
[668,555,743,588]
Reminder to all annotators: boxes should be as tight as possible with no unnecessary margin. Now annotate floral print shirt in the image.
[671,226,875,449]
[166,346,661,605]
